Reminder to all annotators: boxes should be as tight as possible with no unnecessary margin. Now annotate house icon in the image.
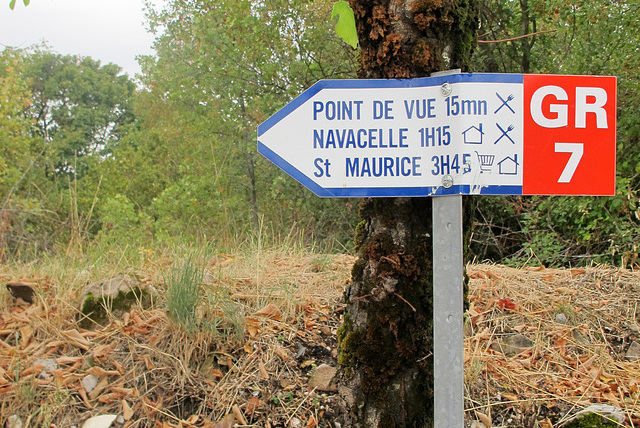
[497,155,519,175]
[462,124,483,145]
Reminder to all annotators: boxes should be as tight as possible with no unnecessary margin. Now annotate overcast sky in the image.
[0,0,164,77]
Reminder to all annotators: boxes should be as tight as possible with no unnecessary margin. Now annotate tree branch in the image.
[478,30,556,44]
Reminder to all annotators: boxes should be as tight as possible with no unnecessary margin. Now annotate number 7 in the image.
[555,142,584,183]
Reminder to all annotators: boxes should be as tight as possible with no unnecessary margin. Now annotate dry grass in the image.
[0,250,352,427]
[466,264,640,427]
[1,251,640,427]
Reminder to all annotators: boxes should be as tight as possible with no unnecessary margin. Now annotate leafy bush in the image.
[518,187,640,267]
[97,194,152,244]
[149,166,243,244]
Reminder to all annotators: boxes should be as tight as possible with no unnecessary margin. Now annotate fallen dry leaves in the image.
[466,263,640,426]
[2,254,640,426]
[0,252,351,427]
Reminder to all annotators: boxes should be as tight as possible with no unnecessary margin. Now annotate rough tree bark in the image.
[336,1,478,427]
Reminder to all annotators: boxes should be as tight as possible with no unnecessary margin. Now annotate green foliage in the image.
[516,183,640,267]
[0,49,35,195]
[97,194,152,245]
[150,173,228,241]
[0,49,55,258]
[128,0,358,246]
[470,1,640,267]
[0,48,145,259]
[9,0,29,10]
[4,0,640,266]
[1,2,360,257]
[24,52,136,179]
[332,1,358,48]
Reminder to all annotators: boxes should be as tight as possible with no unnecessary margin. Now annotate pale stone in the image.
[82,374,99,393]
[556,313,568,324]
[308,364,338,392]
[81,415,117,428]
[491,333,534,357]
[34,359,58,379]
[626,341,640,361]
[6,415,23,428]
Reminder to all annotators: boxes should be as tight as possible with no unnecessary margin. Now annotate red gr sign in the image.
[523,74,617,195]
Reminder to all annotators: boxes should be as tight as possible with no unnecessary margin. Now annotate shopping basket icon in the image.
[475,152,495,172]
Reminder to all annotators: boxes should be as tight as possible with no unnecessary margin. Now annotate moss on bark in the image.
[339,198,435,426]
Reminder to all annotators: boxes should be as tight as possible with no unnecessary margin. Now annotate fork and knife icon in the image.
[494,93,517,144]
[494,93,515,114]
[494,124,515,144]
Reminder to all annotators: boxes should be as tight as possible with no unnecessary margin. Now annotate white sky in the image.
[0,0,164,77]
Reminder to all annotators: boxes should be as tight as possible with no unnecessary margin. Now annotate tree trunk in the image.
[245,149,260,232]
[239,97,260,232]
[520,0,533,73]
[336,1,478,427]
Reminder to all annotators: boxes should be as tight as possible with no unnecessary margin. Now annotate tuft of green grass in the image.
[164,246,245,341]
[553,302,577,325]
[310,254,333,273]
[202,288,245,342]
[165,250,206,333]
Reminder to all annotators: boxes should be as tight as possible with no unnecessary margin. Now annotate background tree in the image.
[0,48,39,255]
[0,49,34,199]
[336,1,478,426]
[469,0,640,266]
[123,0,359,244]
[0,48,138,257]
[24,52,135,179]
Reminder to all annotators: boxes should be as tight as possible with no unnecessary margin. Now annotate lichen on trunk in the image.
[336,0,478,426]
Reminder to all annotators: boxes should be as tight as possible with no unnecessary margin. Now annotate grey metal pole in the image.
[433,194,464,427]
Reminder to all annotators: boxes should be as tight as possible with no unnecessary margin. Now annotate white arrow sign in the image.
[258,73,616,197]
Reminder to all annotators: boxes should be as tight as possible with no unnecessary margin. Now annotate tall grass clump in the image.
[165,250,206,333]
[164,245,245,341]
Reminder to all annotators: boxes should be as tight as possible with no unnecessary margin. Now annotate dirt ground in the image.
[1,253,639,427]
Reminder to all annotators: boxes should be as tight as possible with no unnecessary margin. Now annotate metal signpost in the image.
[430,69,465,427]
[258,72,617,426]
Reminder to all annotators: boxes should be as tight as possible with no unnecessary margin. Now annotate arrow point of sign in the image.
[257,141,334,198]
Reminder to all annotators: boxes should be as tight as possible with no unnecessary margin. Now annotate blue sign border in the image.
[258,73,525,198]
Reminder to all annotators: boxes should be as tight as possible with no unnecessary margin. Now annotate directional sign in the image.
[258,73,616,197]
